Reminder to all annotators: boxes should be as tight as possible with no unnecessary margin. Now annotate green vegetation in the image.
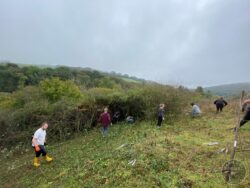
[0,62,145,92]
[1,102,250,187]
[40,78,82,101]
[1,63,249,187]
[0,63,197,149]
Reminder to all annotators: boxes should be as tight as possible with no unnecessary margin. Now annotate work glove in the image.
[35,145,40,152]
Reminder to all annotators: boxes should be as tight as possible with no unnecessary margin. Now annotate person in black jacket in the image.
[214,97,228,113]
[234,99,250,131]
[240,99,250,127]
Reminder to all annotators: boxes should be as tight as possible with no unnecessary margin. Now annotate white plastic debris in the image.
[116,143,128,150]
[128,159,136,166]
[217,148,226,154]
[203,142,219,146]
[234,140,237,148]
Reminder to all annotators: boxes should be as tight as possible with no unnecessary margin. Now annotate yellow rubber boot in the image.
[45,155,53,162]
[34,157,40,167]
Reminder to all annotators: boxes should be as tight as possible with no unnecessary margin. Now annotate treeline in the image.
[0,63,199,149]
[0,63,137,92]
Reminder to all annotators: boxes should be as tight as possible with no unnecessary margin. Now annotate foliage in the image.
[0,63,201,149]
[1,109,237,187]
[40,78,82,102]
[0,63,24,92]
[0,92,15,109]
[195,86,204,94]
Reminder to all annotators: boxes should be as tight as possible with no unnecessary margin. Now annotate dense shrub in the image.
[40,77,82,101]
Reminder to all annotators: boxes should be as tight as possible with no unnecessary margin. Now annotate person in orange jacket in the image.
[32,122,53,167]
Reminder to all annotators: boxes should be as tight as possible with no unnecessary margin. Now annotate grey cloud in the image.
[0,0,249,87]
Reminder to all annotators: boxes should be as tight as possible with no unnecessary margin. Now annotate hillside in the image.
[205,83,250,97]
[1,101,250,187]
[0,62,197,149]
[1,63,249,187]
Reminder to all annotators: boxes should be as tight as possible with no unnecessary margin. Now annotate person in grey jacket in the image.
[191,103,201,117]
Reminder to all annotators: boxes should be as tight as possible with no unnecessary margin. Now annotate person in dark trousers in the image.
[99,107,112,137]
[239,99,250,128]
[157,104,165,128]
[214,97,228,113]
[32,122,53,167]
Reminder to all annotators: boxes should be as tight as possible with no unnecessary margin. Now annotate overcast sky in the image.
[0,0,249,87]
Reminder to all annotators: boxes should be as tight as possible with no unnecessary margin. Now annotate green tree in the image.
[195,86,204,94]
[97,77,117,89]
[0,63,23,92]
[40,77,82,101]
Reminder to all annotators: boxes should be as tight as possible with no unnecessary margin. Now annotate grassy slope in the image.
[1,102,250,188]
[120,77,141,83]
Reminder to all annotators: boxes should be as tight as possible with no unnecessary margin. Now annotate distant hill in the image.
[204,83,250,97]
